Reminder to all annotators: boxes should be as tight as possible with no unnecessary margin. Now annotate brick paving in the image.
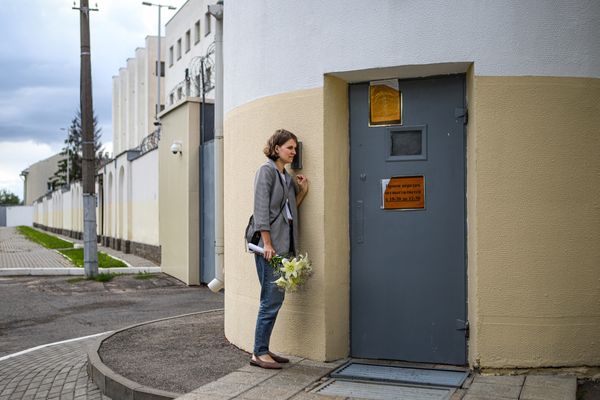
[0,228,73,269]
[0,336,111,400]
[0,226,158,270]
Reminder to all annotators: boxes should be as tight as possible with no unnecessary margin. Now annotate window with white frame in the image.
[169,46,174,66]
[185,30,191,53]
[177,38,182,60]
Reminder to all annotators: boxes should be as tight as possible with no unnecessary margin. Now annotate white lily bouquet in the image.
[269,253,313,292]
[247,243,313,292]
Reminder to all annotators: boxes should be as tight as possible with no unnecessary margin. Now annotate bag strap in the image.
[269,171,287,226]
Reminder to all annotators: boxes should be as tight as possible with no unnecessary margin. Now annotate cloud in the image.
[0,0,184,199]
[0,86,78,143]
[0,0,177,145]
[0,140,61,199]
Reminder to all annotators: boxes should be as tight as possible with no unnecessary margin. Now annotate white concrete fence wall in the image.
[32,182,84,234]
[32,149,159,250]
[0,206,34,227]
[102,149,159,246]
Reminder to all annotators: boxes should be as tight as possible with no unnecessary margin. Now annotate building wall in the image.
[223,0,600,367]
[165,0,215,107]
[112,37,164,155]
[21,153,65,205]
[158,98,202,285]
[467,75,600,368]
[144,36,163,127]
[223,0,598,114]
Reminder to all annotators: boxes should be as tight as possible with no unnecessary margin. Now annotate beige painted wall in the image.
[22,153,64,205]
[224,87,341,361]
[469,75,600,368]
[224,73,600,367]
[159,99,201,285]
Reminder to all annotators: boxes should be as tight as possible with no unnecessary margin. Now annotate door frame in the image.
[345,73,469,364]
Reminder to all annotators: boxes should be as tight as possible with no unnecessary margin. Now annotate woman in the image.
[250,129,308,369]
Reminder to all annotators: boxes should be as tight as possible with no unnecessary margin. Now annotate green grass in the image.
[67,273,120,283]
[58,248,128,268]
[134,272,157,280]
[17,226,73,249]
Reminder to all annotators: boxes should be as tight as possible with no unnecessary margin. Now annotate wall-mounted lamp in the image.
[170,140,182,155]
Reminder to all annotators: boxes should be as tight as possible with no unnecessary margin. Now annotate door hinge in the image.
[454,107,468,125]
[456,319,469,338]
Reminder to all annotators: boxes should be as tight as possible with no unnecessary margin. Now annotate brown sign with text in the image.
[383,176,425,209]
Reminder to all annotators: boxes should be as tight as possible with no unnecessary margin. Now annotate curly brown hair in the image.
[263,129,298,161]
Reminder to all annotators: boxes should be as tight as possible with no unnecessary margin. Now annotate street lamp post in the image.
[142,2,176,124]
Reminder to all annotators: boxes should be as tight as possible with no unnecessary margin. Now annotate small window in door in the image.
[387,125,427,161]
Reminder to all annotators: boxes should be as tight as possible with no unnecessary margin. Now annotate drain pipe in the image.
[207,0,224,293]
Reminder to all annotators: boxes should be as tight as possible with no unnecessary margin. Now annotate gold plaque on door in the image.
[369,79,402,126]
[381,176,425,210]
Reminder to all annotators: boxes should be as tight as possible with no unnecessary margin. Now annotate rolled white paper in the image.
[247,243,264,254]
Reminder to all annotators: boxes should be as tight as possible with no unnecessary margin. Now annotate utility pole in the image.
[74,0,99,278]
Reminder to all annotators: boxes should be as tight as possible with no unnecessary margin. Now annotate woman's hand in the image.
[263,243,276,261]
[260,231,276,261]
[296,175,309,207]
[296,175,309,193]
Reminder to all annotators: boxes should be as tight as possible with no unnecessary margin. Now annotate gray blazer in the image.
[253,159,299,255]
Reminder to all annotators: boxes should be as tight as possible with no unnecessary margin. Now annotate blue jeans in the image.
[253,254,285,356]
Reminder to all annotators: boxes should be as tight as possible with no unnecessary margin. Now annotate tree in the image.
[0,189,21,205]
[49,110,108,190]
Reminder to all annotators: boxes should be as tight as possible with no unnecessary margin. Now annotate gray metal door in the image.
[201,141,215,284]
[200,102,215,284]
[350,74,467,365]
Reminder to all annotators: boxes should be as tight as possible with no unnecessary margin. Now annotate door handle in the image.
[355,200,364,244]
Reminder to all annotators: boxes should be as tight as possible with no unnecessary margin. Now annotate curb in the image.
[87,309,224,400]
[0,267,162,276]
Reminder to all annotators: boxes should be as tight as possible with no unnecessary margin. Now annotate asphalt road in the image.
[0,274,224,357]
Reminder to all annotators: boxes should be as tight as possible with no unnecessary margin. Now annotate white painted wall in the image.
[31,182,84,233]
[112,37,165,155]
[165,0,215,107]
[223,0,600,113]
[131,149,159,245]
[6,206,34,227]
[100,150,159,246]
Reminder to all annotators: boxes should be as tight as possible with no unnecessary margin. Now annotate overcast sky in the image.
[0,0,183,199]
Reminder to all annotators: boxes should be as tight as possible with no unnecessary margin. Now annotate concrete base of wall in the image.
[34,223,84,241]
[33,223,161,265]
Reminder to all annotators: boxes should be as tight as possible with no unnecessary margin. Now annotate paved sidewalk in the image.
[173,359,577,400]
[0,226,160,275]
[0,227,73,269]
[0,335,112,400]
[88,311,578,400]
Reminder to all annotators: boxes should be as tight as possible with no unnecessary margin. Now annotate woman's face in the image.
[276,139,297,164]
